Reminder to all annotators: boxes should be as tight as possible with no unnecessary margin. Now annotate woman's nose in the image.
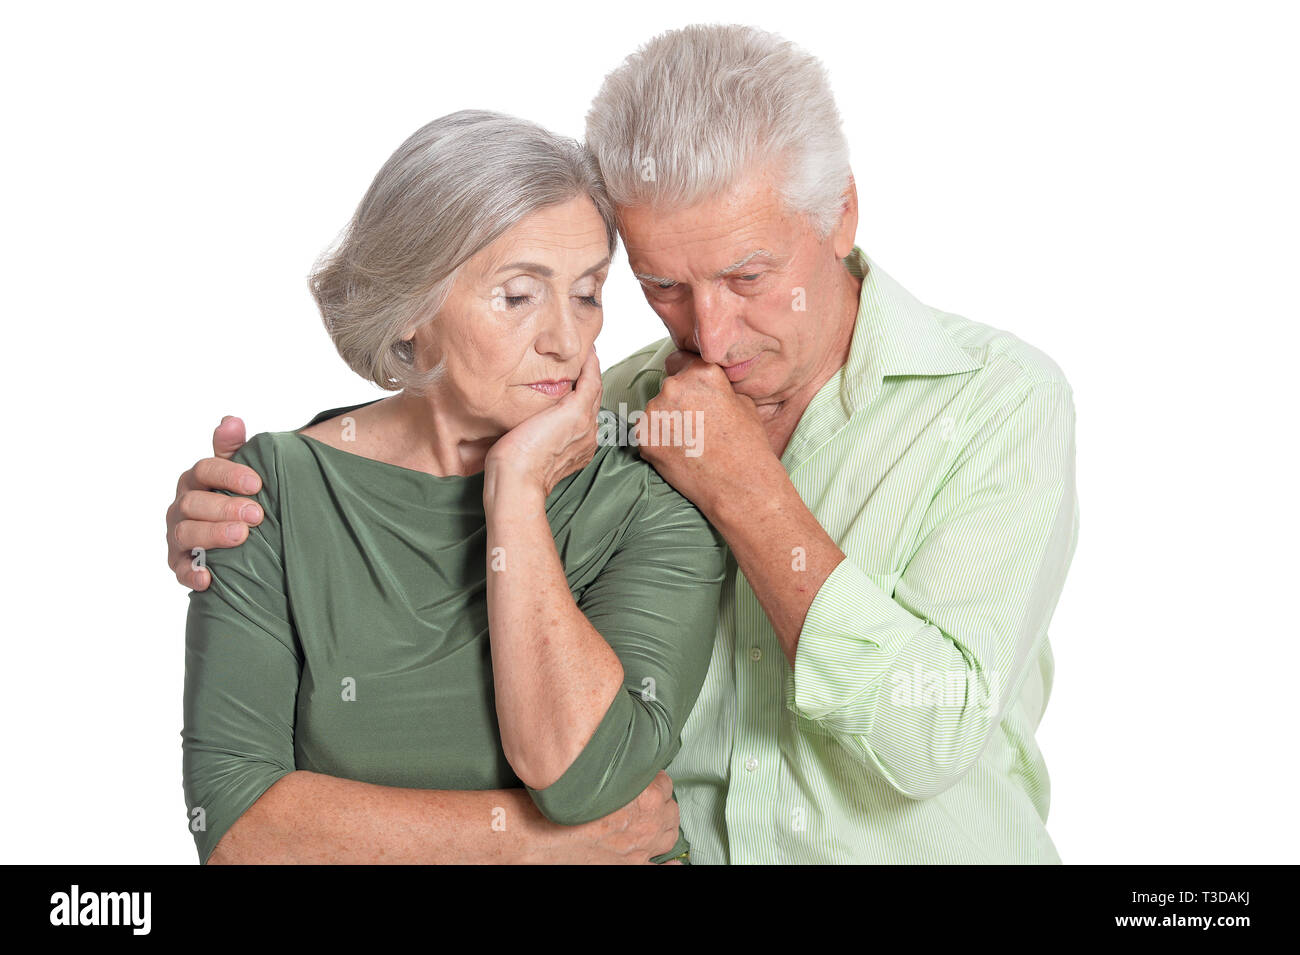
[535,297,583,360]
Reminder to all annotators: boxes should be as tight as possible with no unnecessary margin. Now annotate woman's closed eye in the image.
[571,276,605,309]
[502,293,600,309]
[495,277,544,310]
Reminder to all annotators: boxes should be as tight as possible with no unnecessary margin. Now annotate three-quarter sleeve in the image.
[525,463,726,826]
[181,432,300,864]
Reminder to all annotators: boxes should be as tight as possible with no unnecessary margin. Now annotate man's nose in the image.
[690,288,739,365]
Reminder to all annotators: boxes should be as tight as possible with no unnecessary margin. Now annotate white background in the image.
[2,0,1296,864]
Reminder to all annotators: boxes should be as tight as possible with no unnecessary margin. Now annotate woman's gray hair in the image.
[309,109,618,393]
[584,24,851,237]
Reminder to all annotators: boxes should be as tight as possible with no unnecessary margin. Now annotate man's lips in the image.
[722,354,760,382]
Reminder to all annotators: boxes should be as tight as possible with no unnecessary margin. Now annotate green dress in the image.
[182,399,725,864]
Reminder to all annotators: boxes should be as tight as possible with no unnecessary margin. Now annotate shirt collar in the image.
[840,246,982,414]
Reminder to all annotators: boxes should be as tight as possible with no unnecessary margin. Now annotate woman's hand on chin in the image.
[484,345,602,511]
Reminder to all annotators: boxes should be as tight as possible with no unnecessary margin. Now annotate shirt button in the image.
[749,647,762,662]
[744,757,759,772]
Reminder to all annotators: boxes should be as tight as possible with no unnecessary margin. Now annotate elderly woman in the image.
[182,110,724,864]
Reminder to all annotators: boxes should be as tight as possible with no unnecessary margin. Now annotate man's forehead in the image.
[630,246,781,283]
[615,169,801,265]
[619,218,798,279]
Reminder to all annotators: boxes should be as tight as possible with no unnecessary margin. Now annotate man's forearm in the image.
[207,770,558,864]
[705,461,845,667]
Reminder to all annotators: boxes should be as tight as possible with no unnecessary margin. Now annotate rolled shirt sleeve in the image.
[789,381,1079,799]
[525,464,726,826]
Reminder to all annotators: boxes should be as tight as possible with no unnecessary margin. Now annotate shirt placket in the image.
[722,558,787,864]
[723,375,852,864]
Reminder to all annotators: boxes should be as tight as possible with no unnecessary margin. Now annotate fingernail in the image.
[240,504,262,523]
[226,524,244,543]
[240,476,259,493]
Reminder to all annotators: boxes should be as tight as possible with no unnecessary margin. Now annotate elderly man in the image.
[167,24,1077,864]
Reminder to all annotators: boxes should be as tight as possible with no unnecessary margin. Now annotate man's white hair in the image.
[585,23,852,236]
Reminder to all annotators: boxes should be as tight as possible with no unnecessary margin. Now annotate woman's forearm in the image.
[206,770,555,864]
[483,476,626,790]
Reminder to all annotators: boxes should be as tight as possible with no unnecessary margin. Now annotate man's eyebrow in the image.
[634,271,677,286]
[715,249,775,278]
[497,256,611,280]
[634,249,776,286]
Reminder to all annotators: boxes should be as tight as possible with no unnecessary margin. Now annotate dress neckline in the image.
[291,398,486,486]
[291,431,487,485]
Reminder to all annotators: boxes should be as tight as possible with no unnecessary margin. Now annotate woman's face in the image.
[408,195,610,435]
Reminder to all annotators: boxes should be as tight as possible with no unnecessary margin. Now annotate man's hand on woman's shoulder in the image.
[166,415,264,591]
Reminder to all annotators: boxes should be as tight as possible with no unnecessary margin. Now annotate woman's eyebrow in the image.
[497,261,553,277]
[496,256,611,279]
[578,256,612,279]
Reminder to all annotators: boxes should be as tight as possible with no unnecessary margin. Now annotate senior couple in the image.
[168,23,1079,864]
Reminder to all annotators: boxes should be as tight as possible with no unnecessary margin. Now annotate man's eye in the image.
[656,281,677,290]
[505,296,532,308]
[737,273,760,282]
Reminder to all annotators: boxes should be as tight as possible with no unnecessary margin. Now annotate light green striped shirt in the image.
[601,246,1079,864]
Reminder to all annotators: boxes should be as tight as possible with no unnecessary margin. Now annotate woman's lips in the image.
[722,354,760,382]
[526,380,573,397]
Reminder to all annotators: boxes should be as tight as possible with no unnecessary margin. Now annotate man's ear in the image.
[830,173,859,259]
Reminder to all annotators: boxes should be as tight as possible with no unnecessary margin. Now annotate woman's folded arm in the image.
[484,460,726,825]
[184,571,562,863]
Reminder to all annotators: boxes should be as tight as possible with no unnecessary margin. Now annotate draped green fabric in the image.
[182,400,725,864]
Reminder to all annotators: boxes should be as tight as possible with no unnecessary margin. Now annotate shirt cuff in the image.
[788,557,928,726]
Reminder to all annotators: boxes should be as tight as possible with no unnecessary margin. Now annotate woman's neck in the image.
[391,389,500,476]
[302,391,500,477]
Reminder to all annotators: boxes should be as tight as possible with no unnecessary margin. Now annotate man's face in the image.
[616,163,857,409]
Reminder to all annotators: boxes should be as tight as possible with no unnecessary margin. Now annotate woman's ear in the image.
[401,315,445,373]
[399,318,427,349]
